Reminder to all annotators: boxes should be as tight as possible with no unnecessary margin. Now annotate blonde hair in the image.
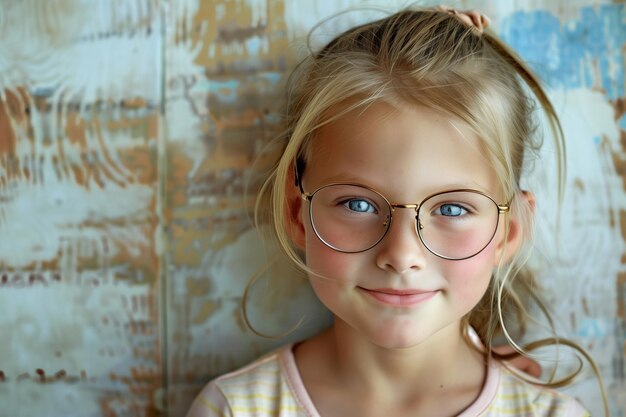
[251,7,606,413]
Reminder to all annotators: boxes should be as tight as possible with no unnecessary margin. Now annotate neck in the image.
[326,319,486,398]
[294,319,489,416]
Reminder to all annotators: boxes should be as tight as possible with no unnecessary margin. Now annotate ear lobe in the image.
[285,166,306,249]
[494,191,534,265]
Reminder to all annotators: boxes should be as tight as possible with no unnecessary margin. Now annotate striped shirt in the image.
[186,344,590,417]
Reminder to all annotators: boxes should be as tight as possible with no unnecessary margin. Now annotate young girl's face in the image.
[290,101,520,350]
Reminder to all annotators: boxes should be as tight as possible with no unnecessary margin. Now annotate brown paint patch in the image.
[164,145,190,209]
[572,178,585,192]
[0,88,31,191]
[618,272,626,319]
[121,97,150,109]
[0,271,62,285]
[581,297,590,315]
[186,276,212,296]
[105,224,159,278]
[0,369,87,383]
[0,154,20,183]
[0,102,17,156]
[132,347,157,361]
[611,131,626,186]
[130,366,159,384]
[621,209,626,243]
[61,104,158,190]
[168,206,224,266]
[121,145,157,185]
[187,0,288,71]
[34,96,52,114]
[612,97,626,121]
[0,87,31,140]
[193,299,220,324]
[35,368,46,382]
[217,22,267,44]
[64,111,89,148]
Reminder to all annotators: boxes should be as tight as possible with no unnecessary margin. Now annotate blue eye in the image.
[346,199,377,213]
[438,204,467,217]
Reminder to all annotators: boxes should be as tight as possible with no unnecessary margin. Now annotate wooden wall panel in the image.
[0,1,163,416]
[0,1,623,416]
[498,5,626,412]
[162,1,331,414]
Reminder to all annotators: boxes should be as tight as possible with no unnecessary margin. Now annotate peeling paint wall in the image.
[0,1,162,416]
[0,1,623,416]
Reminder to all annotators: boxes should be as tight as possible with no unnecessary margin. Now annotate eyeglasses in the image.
[298,182,510,260]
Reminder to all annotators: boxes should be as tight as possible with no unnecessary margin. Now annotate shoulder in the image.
[185,344,307,417]
[484,361,591,417]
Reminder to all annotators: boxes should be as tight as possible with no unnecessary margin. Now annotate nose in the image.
[375,209,428,274]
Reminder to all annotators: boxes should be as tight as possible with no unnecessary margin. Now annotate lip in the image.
[359,287,438,307]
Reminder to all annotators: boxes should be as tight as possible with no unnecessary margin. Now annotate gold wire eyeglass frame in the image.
[296,175,510,261]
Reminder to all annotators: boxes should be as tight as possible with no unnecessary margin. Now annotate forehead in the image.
[305,102,499,199]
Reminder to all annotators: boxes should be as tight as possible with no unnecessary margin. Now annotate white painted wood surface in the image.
[0,1,623,416]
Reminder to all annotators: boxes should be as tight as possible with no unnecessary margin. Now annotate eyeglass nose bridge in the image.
[387,203,423,230]
[391,204,419,209]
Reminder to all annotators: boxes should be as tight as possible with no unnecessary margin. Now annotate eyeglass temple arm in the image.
[294,157,306,194]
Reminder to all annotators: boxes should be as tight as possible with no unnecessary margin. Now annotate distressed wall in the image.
[0,1,623,416]
[0,1,162,416]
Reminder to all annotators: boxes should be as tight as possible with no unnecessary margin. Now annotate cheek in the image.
[442,244,496,308]
[303,222,353,281]
[303,235,354,310]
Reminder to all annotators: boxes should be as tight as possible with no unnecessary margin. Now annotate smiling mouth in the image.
[359,287,438,307]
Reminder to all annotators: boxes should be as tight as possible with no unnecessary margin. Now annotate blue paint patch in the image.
[246,36,263,55]
[619,114,626,130]
[207,79,240,103]
[500,4,626,99]
[265,114,280,124]
[204,73,283,104]
[575,317,610,339]
[257,72,282,86]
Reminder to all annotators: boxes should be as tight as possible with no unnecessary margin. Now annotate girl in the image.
[187,6,605,417]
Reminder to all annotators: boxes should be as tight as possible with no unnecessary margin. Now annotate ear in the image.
[285,166,306,249]
[494,191,535,264]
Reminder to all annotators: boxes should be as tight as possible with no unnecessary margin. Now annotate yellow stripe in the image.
[488,403,557,415]
[497,392,531,400]
[231,405,301,414]
[488,404,534,414]
[197,396,228,417]
[227,392,293,401]
[221,379,281,389]
[495,391,564,408]
[231,370,279,378]
[500,381,528,388]
[496,392,562,406]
